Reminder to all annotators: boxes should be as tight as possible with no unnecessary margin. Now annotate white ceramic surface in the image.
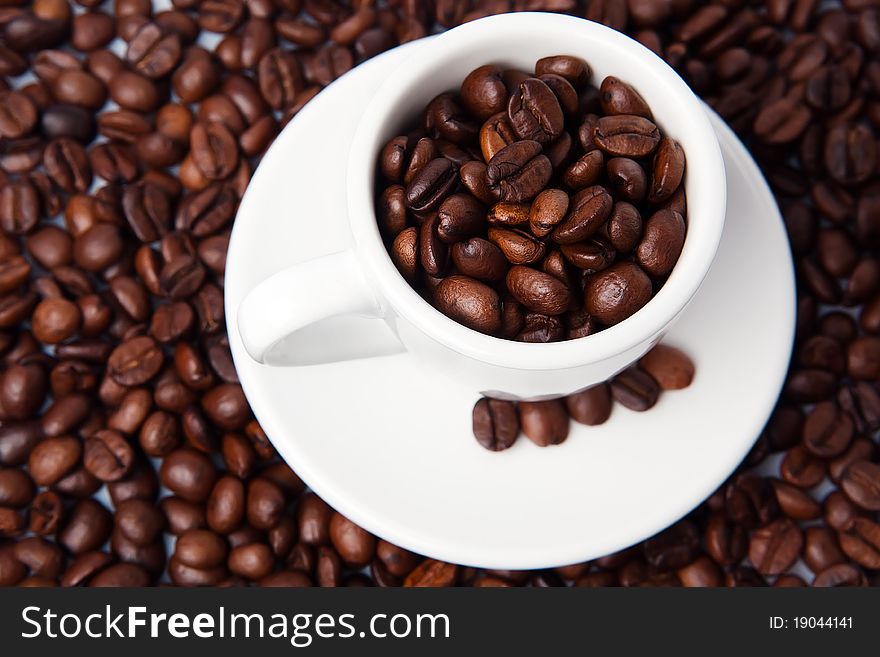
[225,41,795,570]
[236,14,726,399]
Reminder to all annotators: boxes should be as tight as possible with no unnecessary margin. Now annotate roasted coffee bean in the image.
[434,276,501,335]
[506,266,573,315]
[637,209,686,276]
[437,193,484,243]
[108,336,163,386]
[535,55,590,88]
[518,400,569,447]
[584,261,652,325]
[565,384,612,426]
[529,189,569,237]
[594,114,660,157]
[507,78,564,144]
[486,202,529,227]
[425,93,477,145]
[390,227,418,283]
[451,238,507,283]
[781,444,827,489]
[406,158,458,213]
[802,401,853,458]
[297,493,333,546]
[611,367,660,411]
[461,65,507,121]
[552,186,613,244]
[84,430,134,482]
[600,76,652,118]
[159,448,217,503]
[749,518,803,576]
[487,228,546,265]
[638,344,694,390]
[841,460,880,511]
[472,397,519,452]
[486,140,552,203]
[561,239,615,273]
[606,158,647,203]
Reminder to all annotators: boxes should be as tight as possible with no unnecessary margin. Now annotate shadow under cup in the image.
[351,15,725,391]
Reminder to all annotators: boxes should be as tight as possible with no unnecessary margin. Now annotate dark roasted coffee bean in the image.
[748,518,803,576]
[486,140,552,203]
[461,65,507,121]
[437,193,484,244]
[600,76,652,118]
[594,114,660,157]
[406,158,457,213]
[781,444,827,489]
[529,188,569,238]
[506,265,573,315]
[434,276,501,335]
[611,367,660,411]
[418,212,447,277]
[824,122,875,186]
[518,400,569,447]
[516,312,564,343]
[639,344,695,390]
[450,238,507,283]
[841,460,880,511]
[637,209,686,276]
[561,239,616,273]
[584,261,652,325]
[552,186,613,244]
[507,78,564,143]
[108,336,163,386]
[802,401,853,458]
[565,384,612,425]
[472,397,519,452]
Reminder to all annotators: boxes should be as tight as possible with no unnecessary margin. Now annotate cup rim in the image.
[348,12,726,371]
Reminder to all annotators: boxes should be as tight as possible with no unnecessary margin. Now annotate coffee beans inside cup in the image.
[376,56,687,341]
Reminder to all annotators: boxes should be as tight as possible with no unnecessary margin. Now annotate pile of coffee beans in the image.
[376,56,687,341]
[473,343,695,450]
[0,0,878,587]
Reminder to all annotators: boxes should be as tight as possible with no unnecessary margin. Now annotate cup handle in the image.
[238,250,395,365]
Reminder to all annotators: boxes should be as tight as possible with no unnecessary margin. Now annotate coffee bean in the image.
[434,276,501,335]
[529,188,569,237]
[584,261,652,325]
[506,266,573,315]
[487,227,546,265]
[108,336,163,386]
[638,344,694,390]
[425,93,477,145]
[841,460,880,511]
[437,193,484,243]
[637,209,686,276]
[565,383,612,425]
[486,140,552,203]
[518,400,569,447]
[599,76,652,118]
[552,185,613,244]
[611,367,660,411]
[406,158,458,213]
[461,65,507,121]
[479,112,517,163]
[159,448,217,503]
[772,479,821,521]
[297,493,332,546]
[594,114,660,157]
[748,518,803,575]
[507,78,564,143]
[472,397,519,452]
[802,401,853,458]
[450,238,507,283]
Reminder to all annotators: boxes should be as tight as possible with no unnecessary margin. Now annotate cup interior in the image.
[348,12,726,371]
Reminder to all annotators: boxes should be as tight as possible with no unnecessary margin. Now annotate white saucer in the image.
[225,41,795,569]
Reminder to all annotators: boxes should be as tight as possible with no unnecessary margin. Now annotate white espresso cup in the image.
[237,12,726,400]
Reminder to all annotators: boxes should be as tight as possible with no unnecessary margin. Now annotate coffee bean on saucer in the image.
[518,400,569,447]
[473,397,519,451]
[611,367,660,411]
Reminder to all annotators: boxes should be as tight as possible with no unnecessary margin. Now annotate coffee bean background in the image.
[0,0,879,587]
